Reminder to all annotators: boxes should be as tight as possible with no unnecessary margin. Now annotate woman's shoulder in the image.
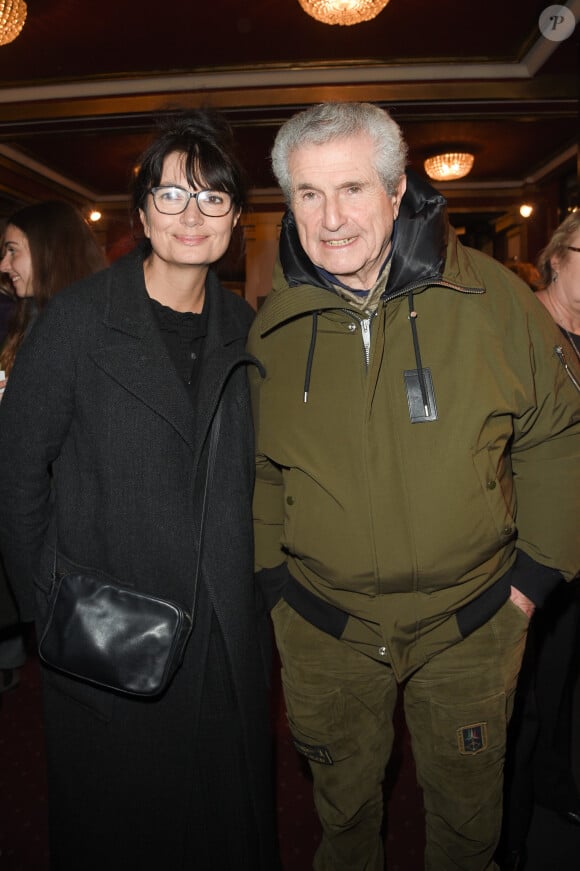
[51,247,141,311]
[208,272,255,331]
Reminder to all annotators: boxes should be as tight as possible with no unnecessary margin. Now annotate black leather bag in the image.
[38,572,192,696]
[38,404,221,697]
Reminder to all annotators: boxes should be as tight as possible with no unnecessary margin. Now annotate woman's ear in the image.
[139,208,151,239]
[549,253,561,277]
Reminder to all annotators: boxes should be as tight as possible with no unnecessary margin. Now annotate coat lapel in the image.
[90,249,198,452]
[89,249,254,458]
[194,270,256,448]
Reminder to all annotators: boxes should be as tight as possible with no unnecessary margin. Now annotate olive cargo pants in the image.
[272,597,529,871]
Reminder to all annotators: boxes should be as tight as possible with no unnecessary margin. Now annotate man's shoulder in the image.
[447,234,536,303]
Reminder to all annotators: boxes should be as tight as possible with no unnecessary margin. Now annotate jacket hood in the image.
[278,168,449,300]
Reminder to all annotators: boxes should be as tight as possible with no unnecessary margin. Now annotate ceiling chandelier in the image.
[424,152,475,182]
[297,0,390,26]
[0,0,27,46]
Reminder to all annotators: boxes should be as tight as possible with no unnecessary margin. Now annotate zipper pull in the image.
[360,318,371,366]
[555,345,580,393]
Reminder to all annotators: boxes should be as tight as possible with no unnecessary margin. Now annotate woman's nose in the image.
[180,198,204,224]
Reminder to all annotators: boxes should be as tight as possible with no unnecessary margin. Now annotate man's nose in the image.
[322,194,346,230]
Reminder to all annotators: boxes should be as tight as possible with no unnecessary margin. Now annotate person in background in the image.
[0,111,279,870]
[504,258,542,292]
[499,211,580,871]
[0,201,106,695]
[248,102,580,871]
[0,200,106,375]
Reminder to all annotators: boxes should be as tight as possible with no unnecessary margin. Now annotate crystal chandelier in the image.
[297,0,390,26]
[0,0,27,46]
[424,153,475,182]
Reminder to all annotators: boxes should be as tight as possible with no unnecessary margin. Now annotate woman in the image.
[0,200,107,376]
[0,201,106,692]
[0,111,278,870]
[536,211,580,352]
[499,212,580,870]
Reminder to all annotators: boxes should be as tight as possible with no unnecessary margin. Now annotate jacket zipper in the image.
[555,345,580,393]
[347,311,374,367]
[382,278,485,303]
[344,279,479,371]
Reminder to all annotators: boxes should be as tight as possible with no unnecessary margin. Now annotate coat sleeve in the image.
[0,298,76,620]
[247,333,288,611]
[510,307,580,598]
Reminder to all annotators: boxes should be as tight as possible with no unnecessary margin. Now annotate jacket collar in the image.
[92,246,253,455]
[385,169,448,296]
[102,245,249,349]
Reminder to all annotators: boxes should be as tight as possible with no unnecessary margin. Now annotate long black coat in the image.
[0,248,278,870]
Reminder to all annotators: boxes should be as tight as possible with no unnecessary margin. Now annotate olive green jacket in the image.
[248,173,580,679]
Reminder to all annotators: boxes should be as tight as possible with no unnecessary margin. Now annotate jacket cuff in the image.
[510,549,563,607]
[255,564,288,612]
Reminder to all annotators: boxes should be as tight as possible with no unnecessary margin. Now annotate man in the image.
[247,102,580,871]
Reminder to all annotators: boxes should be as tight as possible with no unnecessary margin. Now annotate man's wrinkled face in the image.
[289,133,406,291]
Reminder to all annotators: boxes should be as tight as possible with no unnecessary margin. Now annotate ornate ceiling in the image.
[0,0,577,226]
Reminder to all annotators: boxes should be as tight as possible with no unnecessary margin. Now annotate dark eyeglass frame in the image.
[149,185,234,217]
[566,246,580,252]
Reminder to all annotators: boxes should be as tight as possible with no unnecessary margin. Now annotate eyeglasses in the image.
[566,246,580,252]
[149,185,234,217]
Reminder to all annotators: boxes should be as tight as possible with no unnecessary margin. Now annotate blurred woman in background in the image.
[0,200,106,375]
[0,201,106,694]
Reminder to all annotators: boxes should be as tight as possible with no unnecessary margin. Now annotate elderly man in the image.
[248,102,580,870]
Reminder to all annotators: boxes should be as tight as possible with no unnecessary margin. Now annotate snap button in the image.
[503,525,513,536]
[378,646,387,657]
[487,480,496,490]
[286,496,295,506]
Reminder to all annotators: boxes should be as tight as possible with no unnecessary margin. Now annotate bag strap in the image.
[186,399,222,619]
[51,399,223,620]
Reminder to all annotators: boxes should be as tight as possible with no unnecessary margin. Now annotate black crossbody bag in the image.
[38,404,222,697]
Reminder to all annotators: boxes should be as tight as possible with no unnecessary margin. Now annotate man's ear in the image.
[392,175,407,220]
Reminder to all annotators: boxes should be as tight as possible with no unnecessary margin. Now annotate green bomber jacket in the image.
[247,171,580,680]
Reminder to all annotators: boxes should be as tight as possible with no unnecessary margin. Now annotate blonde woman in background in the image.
[499,211,580,871]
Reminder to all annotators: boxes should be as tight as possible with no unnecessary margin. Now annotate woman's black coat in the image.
[0,248,278,870]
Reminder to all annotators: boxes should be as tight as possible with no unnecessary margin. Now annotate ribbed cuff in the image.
[255,564,288,612]
[509,549,562,608]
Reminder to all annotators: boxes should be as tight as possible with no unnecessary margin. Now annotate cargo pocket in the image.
[429,690,506,763]
[281,670,358,766]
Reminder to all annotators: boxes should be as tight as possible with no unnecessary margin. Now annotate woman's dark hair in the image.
[132,109,247,219]
[0,200,106,373]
